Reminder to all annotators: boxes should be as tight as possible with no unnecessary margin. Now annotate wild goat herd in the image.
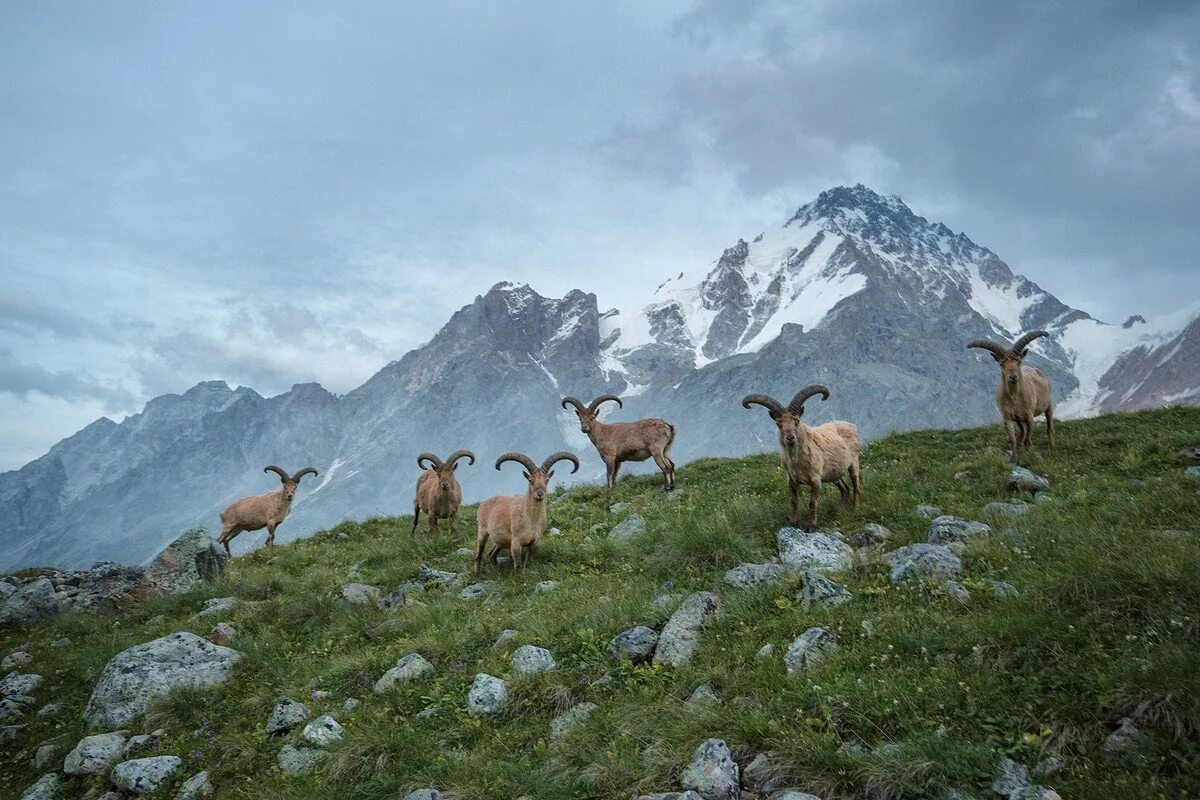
[217,330,1056,570]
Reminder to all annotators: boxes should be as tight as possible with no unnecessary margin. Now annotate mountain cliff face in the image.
[2,186,1196,570]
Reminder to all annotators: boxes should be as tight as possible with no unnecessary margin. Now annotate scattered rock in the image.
[1,723,26,742]
[0,698,24,719]
[277,744,324,776]
[1034,491,1051,504]
[141,528,228,595]
[942,580,971,602]
[884,544,962,584]
[548,526,563,537]
[1104,718,1145,755]
[340,583,381,605]
[467,673,507,716]
[311,690,331,701]
[534,580,558,594]
[266,698,311,734]
[928,516,992,545]
[84,632,240,729]
[610,514,648,540]
[743,752,788,795]
[797,571,851,609]
[549,702,597,743]
[954,470,972,482]
[510,644,557,676]
[208,622,236,646]
[377,587,408,611]
[459,582,491,601]
[342,697,360,714]
[177,770,214,799]
[123,729,165,755]
[984,500,1030,517]
[1,672,43,696]
[301,715,344,747]
[492,629,518,652]
[1010,467,1050,493]
[610,625,659,663]
[64,730,129,776]
[417,564,458,586]
[2,650,32,669]
[50,638,71,648]
[402,790,442,800]
[19,774,60,800]
[785,627,840,674]
[653,591,720,667]
[776,529,851,572]
[374,653,435,693]
[849,523,891,547]
[993,582,1019,598]
[193,597,235,617]
[755,643,775,662]
[35,744,61,770]
[916,504,943,519]
[990,757,1030,798]
[724,562,789,588]
[111,755,182,795]
[610,502,631,513]
[680,738,740,800]
[684,683,718,708]
[0,578,60,629]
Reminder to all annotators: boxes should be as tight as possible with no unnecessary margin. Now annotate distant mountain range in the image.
[3,185,1196,570]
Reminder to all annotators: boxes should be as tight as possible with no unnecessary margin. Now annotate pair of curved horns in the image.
[495,451,580,475]
[561,394,623,415]
[417,450,476,470]
[966,330,1049,361]
[742,385,831,418]
[264,465,319,484]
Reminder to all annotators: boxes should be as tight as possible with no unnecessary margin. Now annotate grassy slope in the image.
[3,407,1199,800]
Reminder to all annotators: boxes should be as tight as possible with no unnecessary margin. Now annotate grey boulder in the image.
[609,626,659,663]
[141,528,228,595]
[609,514,648,540]
[549,702,598,743]
[301,714,344,747]
[340,583,381,605]
[374,653,435,693]
[110,755,182,795]
[64,730,129,776]
[266,697,311,734]
[510,644,557,676]
[278,744,324,776]
[723,562,789,588]
[883,544,962,584]
[20,774,61,800]
[177,770,214,799]
[797,571,851,609]
[928,516,991,545]
[785,627,840,674]
[680,738,740,800]
[467,673,507,716]
[653,591,720,667]
[0,578,60,629]
[776,529,851,572]
[1010,467,1050,493]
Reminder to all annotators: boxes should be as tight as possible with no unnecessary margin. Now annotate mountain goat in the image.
[560,394,676,490]
[967,330,1055,460]
[474,451,579,573]
[217,465,319,554]
[412,450,475,534]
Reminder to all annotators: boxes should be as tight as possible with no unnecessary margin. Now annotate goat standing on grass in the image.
[412,450,475,534]
[967,330,1054,461]
[561,394,677,490]
[217,466,319,554]
[474,451,579,573]
[743,385,862,532]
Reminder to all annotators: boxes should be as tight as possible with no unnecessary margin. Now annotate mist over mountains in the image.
[3,185,1197,571]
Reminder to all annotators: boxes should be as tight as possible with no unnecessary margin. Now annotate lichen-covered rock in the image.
[510,645,557,676]
[680,738,740,800]
[84,632,240,729]
[301,715,344,747]
[0,578,60,629]
[1010,467,1050,493]
[110,755,182,795]
[916,504,943,519]
[776,529,851,572]
[928,516,992,544]
[19,774,60,800]
[339,583,381,605]
[610,626,659,663]
[1,672,44,696]
[458,582,491,601]
[534,580,558,594]
[277,744,324,776]
[122,728,165,755]
[684,683,718,708]
[208,622,236,646]
[0,698,25,719]
[993,582,1019,598]
[1104,718,1145,755]
[177,770,214,799]
[64,731,128,776]
[883,544,962,584]
[467,673,507,716]
[742,752,788,795]
[492,629,518,652]
[35,744,61,770]
[609,514,648,540]
[849,523,892,547]
[984,501,1030,517]
[723,562,789,588]
[266,698,310,734]
[785,627,840,674]
[942,580,971,602]
[755,643,775,661]
[653,591,720,667]
[797,571,851,609]
[193,597,235,617]
[402,790,442,800]
[417,564,458,586]
[141,529,228,595]
[374,653,435,693]
[549,702,597,743]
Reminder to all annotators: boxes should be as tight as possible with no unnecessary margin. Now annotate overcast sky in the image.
[2,0,1198,471]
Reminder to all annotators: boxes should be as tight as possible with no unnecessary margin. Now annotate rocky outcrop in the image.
[141,528,228,595]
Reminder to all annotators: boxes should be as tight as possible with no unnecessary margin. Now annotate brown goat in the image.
[412,450,475,534]
[561,394,676,490]
[968,330,1055,460]
[473,451,579,573]
[217,465,319,554]
[743,385,862,531]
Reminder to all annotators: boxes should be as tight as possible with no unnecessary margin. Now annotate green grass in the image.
[3,407,1200,799]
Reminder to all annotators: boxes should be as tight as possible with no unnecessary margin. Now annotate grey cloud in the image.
[0,347,134,410]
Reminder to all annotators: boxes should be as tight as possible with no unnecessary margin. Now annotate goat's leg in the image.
[652,450,672,491]
[1045,406,1055,451]
[1020,418,1033,448]
[834,479,850,508]
[1003,418,1019,461]
[510,540,524,573]
[806,480,822,532]
[217,524,237,555]
[473,529,489,574]
[428,513,439,533]
[411,502,420,534]
[266,522,277,547]
[787,477,800,527]
[489,544,502,565]
[849,461,863,508]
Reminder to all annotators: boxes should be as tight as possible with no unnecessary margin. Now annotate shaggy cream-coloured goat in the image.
[473,451,579,573]
[561,394,676,490]
[217,465,318,554]
[412,450,475,534]
[967,330,1055,460]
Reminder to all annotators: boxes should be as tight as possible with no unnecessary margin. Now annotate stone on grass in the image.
[266,698,310,734]
[277,744,324,776]
[194,597,235,617]
[609,514,648,540]
[84,632,240,729]
[985,501,1030,517]
[680,738,740,800]
[417,564,458,586]
[928,516,992,545]
[19,774,60,800]
[609,626,658,663]
[549,702,597,743]
[122,728,165,755]
[374,653,435,693]
[0,578,59,629]
[610,502,631,513]
[1,672,44,696]
[849,523,891,547]
[1010,467,1050,493]
[798,571,851,609]
[724,562,788,588]
[141,528,228,595]
[742,752,788,795]
[459,582,491,601]
[1104,718,1145,755]
[111,755,182,795]
[1186,465,1200,477]
[340,583,381,605]
[766,792,821,800]
[684,683,718,708]
[755,643,775,662]
[916,504,943,519]
[467,673,507,716]
[653,591,720,667]
[492,629,518,652]
[0,698,24,719]
[402,790,442,800]
[785,627,840,674]
[777,528,851,572]
[1034,491,1051,504]
[208,622,235,646]
[35,744,61,770]
[342,697,360,714]
[534,580,558,594]
[883,544,962,584]
[942,580,971,602]
[301,715,344,747]
[177,770,213,799]
[64,731,129,776]
[993,582,1019,598]
[510,645,557,676]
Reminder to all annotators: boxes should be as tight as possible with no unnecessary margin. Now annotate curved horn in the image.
[787,384,830,415]
[264,465,290,483]
[416,452,443,470]
[495,452,537,474]
[1010,330,1049,356]
[446,450,476,467]
[967,339,1009,361]
[541,451,580,474]
[742,393,786,418]
[560,396,587,414]
[588,394,623,413]
[291,467,318,483]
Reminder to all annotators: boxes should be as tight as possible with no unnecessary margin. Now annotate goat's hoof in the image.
[804,524,818,533]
